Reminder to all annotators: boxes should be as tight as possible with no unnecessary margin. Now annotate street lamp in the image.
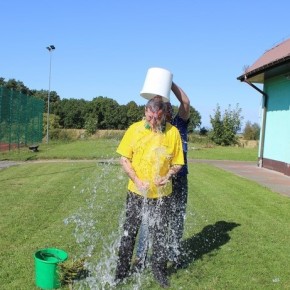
[46,45,55,144]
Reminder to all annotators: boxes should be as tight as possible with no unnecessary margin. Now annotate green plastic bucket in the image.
[34,248,68,289]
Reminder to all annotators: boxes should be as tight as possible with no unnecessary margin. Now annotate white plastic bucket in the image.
[140,67,173,102]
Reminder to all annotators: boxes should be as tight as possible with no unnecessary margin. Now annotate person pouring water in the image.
[114,68,184,288]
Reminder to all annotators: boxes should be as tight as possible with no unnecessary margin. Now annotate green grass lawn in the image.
[187,144,258,161]
[1,143,289,289]
[0,139,258,162]
[0,139,120,161]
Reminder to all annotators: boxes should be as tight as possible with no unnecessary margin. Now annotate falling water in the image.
[63,159,151,289]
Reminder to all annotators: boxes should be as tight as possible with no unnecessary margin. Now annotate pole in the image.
[46,45,55,144]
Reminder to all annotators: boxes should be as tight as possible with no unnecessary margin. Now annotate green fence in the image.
[0,87,44,151]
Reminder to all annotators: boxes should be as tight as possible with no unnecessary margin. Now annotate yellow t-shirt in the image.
[116,120,184,198]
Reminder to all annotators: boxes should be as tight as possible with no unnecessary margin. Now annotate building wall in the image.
[263,75,290,165]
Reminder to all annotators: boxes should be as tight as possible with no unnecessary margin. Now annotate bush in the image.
[188,133,213,146]
[199,127,208,136]
[84,117,97,136]
[209,104,243,146]
[49,129,77,141]
[243,121,260,140]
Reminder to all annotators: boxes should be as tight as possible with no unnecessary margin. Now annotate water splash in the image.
[64,160,128,289]
[64,156,177,289]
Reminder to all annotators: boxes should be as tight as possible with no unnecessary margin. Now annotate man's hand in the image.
[155,165,182,186]
[155,176,170,186]
[135,179,150,192]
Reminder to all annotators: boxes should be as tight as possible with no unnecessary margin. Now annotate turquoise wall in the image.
[263,76,290,163]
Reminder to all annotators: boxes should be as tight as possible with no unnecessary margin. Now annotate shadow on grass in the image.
[168,220,240,274]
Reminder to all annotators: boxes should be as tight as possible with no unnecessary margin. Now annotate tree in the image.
[0,78,5,87]
[209,103,243,146]
[117,105,129,129]
[126,101,144,126]
[43,113,61,136]
[171,104,201,132]
[188,106,201,132]
[56,98,87,128]
[92,96,121,129]
[84,116,98,136]
[243,121,260,140]
[31,89,61,114]
[2,78,30,95]
[0,75,204,132]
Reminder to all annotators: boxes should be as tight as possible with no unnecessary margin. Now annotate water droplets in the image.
[63,161,127,289]
[272,277,280,283]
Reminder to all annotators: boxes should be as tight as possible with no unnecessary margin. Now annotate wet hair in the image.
[145,97,165,114]
[164,102,173,122]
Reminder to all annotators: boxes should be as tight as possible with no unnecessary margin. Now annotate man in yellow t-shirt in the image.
[115,97,184,288]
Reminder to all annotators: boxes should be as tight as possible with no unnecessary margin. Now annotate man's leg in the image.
[115,192,143,281]
[151,196,170,287]
[136,221,149,262]
[168,175,188,263]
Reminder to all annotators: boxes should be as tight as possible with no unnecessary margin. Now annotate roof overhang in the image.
[237,56,290,83]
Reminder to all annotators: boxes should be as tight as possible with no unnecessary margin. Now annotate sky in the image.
[2,0,290,129]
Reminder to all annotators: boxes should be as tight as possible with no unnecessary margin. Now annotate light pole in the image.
[46,45,55,144]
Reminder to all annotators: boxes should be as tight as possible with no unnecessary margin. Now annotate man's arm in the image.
[155,164,182,186]
[120,156,149,191]
[120,156,138,183]
[171,82,190,121]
